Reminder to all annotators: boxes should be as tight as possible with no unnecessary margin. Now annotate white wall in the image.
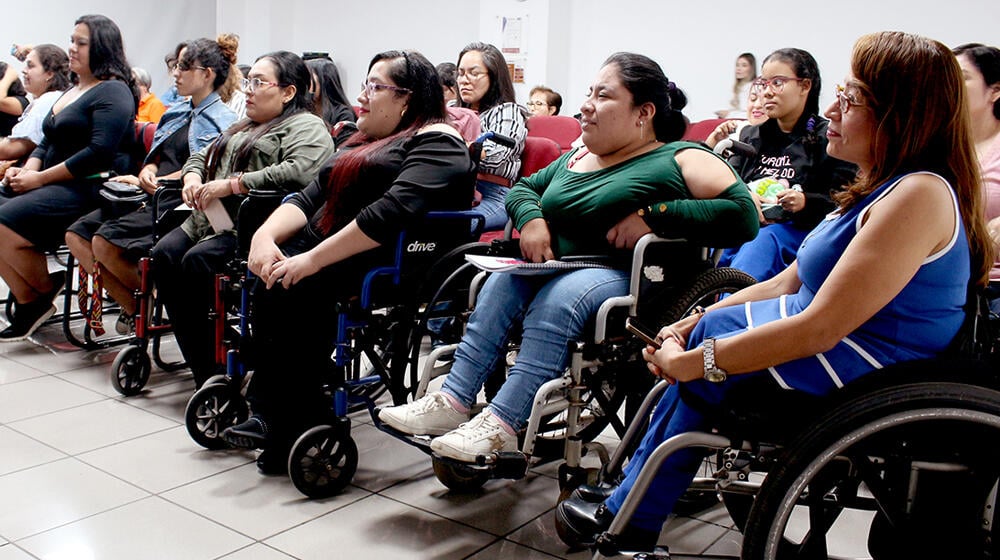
[8,1,1000,123]
[3,1,216,98]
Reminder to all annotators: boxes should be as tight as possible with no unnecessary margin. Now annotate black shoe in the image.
[222,415,271,449]
[256,447,289,475]
[554,495,659,552]
[0,298,56,342]
[573,483,617,503]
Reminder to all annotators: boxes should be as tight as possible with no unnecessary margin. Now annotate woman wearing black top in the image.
[717,48,857,282]
[0,14,136,341]
[220,50,476,474]
[306,57,356,147]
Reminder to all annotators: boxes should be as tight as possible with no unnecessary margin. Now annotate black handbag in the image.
[99,180,149,215]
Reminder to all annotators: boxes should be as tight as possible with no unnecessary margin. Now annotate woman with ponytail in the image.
[379,53,757,469]
[151,50,334,387]
[218,50,475,474]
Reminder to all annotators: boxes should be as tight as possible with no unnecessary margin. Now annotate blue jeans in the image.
[441,268,629,430]
[475,180,510,232]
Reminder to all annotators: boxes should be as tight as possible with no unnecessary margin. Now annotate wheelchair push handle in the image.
[474,131,517,149]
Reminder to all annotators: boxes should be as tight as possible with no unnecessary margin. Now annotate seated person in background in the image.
[703,88,766,150]
[714,52,756,119]
[436,61,460,107]
[133,67,166,123]
[716,48,858,282]
[527,85,562,116]
[555,31,992,553]
[0,14,137,342]
[64,37,239,335]
[219,50,476,474]
[380,52,759,464]
[953,43,1000,311]
[305,57,356,147]
[151,50,334,387]
[159,50,185,109]
[0,44,72,164]
[456,42,528,230]
[0,61,30,137]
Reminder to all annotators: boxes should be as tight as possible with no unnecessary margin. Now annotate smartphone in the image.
[625,317,661,350]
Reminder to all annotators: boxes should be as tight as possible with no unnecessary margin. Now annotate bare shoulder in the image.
[418,122,463,139]
[872,173,955,216]
[674,147,739,197]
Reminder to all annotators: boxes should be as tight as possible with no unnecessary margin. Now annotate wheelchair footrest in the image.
[476,451,529,479]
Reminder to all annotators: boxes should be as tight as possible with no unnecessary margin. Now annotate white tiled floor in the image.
[0,320,747,560]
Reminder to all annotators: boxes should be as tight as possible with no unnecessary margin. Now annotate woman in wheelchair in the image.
[380,53,759,461]
[219,50,476,473]
[554,31,994,552]
[64,37,239,335]
[151,50,335,387]
[0,15,136,342]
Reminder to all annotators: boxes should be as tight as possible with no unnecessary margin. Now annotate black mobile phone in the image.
[626,317,661,350]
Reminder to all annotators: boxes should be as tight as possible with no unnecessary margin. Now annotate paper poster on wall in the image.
[501,16,524,54]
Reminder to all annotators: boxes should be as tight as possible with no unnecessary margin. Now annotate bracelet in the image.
[229,174,243,195]
[688,305,706,317]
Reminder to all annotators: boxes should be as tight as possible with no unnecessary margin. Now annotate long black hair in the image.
[603,52,688,142]
[204,50,313,177]
[457,42,516,113]
[953,43,1000,120]
[306,58,354,127]
[317,49,448,233]
[74,14,137,109]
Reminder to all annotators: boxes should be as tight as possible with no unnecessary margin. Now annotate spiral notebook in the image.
[465,254,613,275]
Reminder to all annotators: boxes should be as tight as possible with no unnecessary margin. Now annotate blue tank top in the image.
[751,172,969,393]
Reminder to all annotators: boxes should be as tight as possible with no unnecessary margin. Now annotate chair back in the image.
[520,136,562,179]
[527,115,582,152]
[682,118,729,143]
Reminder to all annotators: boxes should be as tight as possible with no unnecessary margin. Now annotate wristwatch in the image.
[702,337,728,383]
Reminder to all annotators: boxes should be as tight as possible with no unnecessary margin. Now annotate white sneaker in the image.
[430,410,518,462]
[378,392,468,436]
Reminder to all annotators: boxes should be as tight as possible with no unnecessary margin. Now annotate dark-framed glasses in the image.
[176,61,207,72]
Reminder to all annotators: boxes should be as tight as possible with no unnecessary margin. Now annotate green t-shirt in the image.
[506,141,757,257]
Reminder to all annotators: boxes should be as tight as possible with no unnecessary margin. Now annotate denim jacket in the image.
[146,91,237,164]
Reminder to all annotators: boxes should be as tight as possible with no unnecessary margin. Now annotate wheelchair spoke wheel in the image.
[531,369,628,459]
[184,381,248,450]
[742,379,1000,560]
[657,267,756,324]
[432,456,491,492]
[111,345,152,396]
[289,425,358,499]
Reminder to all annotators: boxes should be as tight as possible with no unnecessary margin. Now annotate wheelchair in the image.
[586,296,1000,559]
[376,233,756,496]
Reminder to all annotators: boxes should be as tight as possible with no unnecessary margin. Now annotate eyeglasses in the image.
[241,77,283,93]
[750,76,805,94]
[361,81,411,97]
[526,100,549,107]
[176,62,207,72]
[834,84,865,115]
[457,68,486,81]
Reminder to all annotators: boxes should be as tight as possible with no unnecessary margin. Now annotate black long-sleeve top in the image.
[728,116,858,230]
[29,80,135,182]
[286,130,475,245]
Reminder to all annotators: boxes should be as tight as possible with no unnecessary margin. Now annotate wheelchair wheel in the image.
[658,267,756,324]
[184,380,249,450]
[531,367,630,459]
[289,425,358,499]
[432,456,491,492]
[111,345,152,396]
[742,378,1000,560]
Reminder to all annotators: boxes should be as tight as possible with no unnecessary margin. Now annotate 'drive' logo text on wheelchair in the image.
[407,241,437,252]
